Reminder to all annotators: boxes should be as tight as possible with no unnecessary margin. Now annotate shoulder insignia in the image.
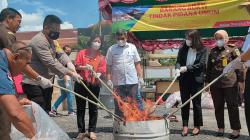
[7,31,14,35]
[235,49,240,56]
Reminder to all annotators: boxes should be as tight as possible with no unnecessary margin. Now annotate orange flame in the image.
[112,91,160,121]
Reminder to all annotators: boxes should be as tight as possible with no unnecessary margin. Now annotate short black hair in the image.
[116,29,127,36]
[62,45,71,51]
[87,34,103,47]
[0,8,22,22]
[43,15,62,28]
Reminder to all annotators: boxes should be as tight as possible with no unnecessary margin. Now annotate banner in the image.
[112,0,250,32]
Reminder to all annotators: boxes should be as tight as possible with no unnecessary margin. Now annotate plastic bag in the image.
[165,91,181,109]
[201,92,214,109]
[10,102,70,140]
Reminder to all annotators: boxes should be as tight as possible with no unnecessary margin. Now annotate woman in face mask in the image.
[74,35,106,140]
[206,30,243,139]
[175,29,208,136]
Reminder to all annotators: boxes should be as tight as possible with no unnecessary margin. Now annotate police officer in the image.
[0,8,52,87]
[206,30,243,139]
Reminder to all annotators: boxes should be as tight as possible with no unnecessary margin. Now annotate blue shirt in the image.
[242,27,250,67]
[0,50,15,94]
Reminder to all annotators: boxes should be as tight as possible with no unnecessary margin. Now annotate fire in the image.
[112,92,160,121]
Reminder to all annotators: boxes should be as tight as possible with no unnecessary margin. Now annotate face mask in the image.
[185,39,192,47]
[117,40,126,47]
[216,40,225,48]
[91,42,101,50]
[65,52,71,56]
[48,31,60,40]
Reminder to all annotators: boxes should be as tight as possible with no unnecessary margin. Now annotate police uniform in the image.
[206,45,243,130]
[0,24,16,50]
[0,23,17,140]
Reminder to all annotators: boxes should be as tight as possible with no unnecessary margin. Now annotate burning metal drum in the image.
[113,118,170,140]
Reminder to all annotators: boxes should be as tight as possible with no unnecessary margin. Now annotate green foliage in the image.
[76,35,90,50]
[158,58,177,66]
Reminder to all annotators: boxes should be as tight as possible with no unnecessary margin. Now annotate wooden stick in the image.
[52,84,125,122]
[154,75,178,106]
[79,80,106,108]
[90,70,132,111]
[166,74,225,118]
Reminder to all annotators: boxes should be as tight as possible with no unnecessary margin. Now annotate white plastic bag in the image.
[165,91,181,109]
[201,92,214,109]
[10,102,70,140]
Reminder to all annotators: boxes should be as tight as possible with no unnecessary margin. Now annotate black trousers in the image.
[22,84,53,113]
[179,76,203,127]
[210,86,241,130]
[245,69,250,135]
[74,82,100,133]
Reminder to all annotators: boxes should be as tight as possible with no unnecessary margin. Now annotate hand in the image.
[175,69,180,77]
[71,72,83,83]
[64,81,70,88]
[223,57,243,74]
[36,76,53,89]
[67,62,76,72]
[180,66,187,73]
[107,80,113,89]
[138,78,144,86]
[19,98,31,105]
[85,64,93,71]
[94,72,101,78]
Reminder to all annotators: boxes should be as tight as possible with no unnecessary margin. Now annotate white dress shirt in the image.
[242,27,250,67]
[106,42,141,86]
[186,47,197,66]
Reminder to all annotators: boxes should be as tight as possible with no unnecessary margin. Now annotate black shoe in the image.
[229,134,240,139]
[216,132,224,137]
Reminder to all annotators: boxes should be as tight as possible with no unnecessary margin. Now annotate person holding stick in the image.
[224,27,250,136]
[175,29,208,136]
[74,35,106,140]
[0,41,35,140]
[207,30,244,139]
[106,29,144,117]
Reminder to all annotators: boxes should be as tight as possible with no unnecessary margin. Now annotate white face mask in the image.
[185,39,192,47]
[117,40,126,47]
[216,40,225,48]
[91,42,101,50]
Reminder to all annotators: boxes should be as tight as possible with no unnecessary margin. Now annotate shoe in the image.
[229,130,240,139]
[229,134,240,139]
[49,109,57,117]
[181,127,188,137]
[75,132,87,140]
[191,127,200,136]
[68,112,76,116]
[216,129,224,137]
[89,132,97,140]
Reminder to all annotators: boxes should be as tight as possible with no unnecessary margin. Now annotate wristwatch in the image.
[35,75,42,81]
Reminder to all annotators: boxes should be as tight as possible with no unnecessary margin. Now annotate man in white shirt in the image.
[106,29,144,117]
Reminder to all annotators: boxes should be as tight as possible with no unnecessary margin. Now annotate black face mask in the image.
[65,52,71,56]
[48,31,60,40]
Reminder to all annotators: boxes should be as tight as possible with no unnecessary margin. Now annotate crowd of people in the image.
[0,7,250,140]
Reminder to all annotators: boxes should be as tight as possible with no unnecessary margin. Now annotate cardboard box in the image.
[156,81,179,94]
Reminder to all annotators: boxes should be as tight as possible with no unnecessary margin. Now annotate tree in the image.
[76,35,90,50]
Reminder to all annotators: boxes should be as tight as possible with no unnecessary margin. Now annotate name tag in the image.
[222,58,227,67]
